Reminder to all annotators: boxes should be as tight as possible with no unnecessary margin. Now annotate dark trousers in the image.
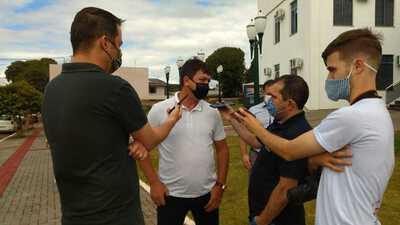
[157,193,219,225]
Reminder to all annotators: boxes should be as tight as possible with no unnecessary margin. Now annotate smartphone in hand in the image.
[209,103,230,109]
[236,108,256,118]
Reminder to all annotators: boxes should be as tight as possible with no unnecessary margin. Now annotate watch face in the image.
[216,182,226,190]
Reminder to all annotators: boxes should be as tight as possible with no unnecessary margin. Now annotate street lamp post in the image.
[164,66,171,98]
[247,10,266,104]
[217,65,223,102]
[176,57,185,89]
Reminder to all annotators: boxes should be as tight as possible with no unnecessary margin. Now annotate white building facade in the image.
[49,65,155,100]
[257,0,400,110]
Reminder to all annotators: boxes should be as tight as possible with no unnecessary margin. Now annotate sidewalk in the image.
[0,127,157,225]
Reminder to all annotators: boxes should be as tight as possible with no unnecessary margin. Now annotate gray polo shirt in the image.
[148,92,226,198]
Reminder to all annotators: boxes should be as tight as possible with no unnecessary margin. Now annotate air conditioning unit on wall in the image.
[275,9,285,21]
[290,58,303,69]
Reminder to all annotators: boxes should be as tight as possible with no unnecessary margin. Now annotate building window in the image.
[274,64,280,78]
[149,86,156,94]
[333,0,352,26]
[275,16,280,44]
[376,0,394,26]
[291,0,298,35]
[377,55,394,90]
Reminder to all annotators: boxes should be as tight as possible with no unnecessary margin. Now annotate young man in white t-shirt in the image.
[229,28,395,225]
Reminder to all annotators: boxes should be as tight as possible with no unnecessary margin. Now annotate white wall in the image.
[49,64,151,100]
[258,0,316,109]
[258,0,400,110]
[315,0,400,109]
[149,86,166,100]
[114,67,149,99]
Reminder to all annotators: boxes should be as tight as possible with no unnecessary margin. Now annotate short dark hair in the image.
[263,79,275,90]
[70,7,124,54]
[322,28,383,68]
[275,75,309,109]
[180,59,211,86]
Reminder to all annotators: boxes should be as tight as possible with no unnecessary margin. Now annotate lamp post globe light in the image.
[197,49,206,62]
[164,65,171,98]
[216,65,224,102]
[247,10,266,104]
[176,57,185,89]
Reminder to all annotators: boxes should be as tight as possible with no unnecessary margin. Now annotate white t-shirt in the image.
[313,98,395,225]
[147,93,226,198]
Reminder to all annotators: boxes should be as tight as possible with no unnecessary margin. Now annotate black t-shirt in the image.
[42,63,147,225]
[249,112,311,225]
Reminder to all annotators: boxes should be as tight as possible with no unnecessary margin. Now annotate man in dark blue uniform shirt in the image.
[42,7,181,225]
[248,75,310,225]
[220,75,311,225]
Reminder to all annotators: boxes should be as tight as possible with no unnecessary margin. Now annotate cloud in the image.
[0,0,257,83]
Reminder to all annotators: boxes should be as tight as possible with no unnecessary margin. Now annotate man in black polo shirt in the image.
[42,7,181,225]
[220,75,310,225]
[248,76,310,225]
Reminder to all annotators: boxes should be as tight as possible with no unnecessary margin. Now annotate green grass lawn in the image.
[138,132,400,225]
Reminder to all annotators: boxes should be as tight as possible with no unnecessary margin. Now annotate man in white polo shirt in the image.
[138,59,229,225]
[230,28,395,225]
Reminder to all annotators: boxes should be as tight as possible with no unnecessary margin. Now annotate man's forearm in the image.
[229,118,262,149]
[257,185,289,224]
[215,142,230,184]
[151,118,176,149]
[253,126,323,161]
[138,155,160,185]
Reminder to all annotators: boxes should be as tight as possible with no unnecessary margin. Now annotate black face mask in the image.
[192,82,209,100]
[103,38,122,73]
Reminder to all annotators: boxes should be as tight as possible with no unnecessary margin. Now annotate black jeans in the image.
[157,193,219,225]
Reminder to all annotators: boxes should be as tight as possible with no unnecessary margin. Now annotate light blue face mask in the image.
[265,98,277,117]
[325,62,377,101]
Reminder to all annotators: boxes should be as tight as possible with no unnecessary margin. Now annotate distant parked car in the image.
[0,115,16,133]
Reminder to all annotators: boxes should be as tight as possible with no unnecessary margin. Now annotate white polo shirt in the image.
[313,98,395,225]
[147,92,226,198]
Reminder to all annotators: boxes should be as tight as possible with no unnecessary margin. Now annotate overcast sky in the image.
[0,0,257,83]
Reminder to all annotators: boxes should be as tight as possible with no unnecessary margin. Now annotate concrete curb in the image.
[0,132,17,143]
[139,179,195,225]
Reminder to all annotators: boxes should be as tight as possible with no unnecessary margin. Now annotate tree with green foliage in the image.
[0,80,43,134]
[5,58,57,93]
[0,80,43,117]
[205,47,246,97]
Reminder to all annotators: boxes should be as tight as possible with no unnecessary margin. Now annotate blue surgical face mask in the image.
[265,98,277,117]
[325,62,377,102]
